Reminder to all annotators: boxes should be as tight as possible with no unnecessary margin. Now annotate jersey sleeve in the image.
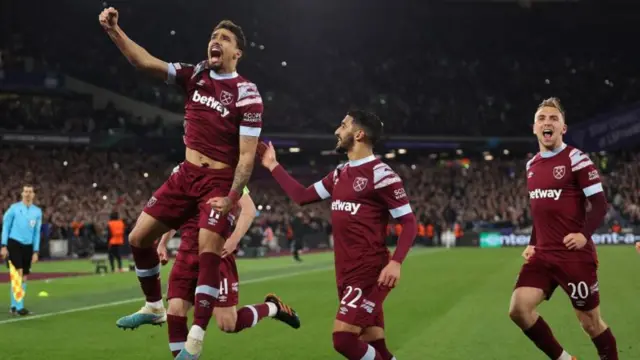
[166,62,195,90]
[236,82,264,137]
[242,186,250,195]
[312,169,337,200]
[373,163,412,218]
[1,204,15,246]
[569,148,603,197]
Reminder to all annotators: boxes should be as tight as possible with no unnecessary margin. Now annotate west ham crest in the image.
[553,165,566,180]
[353,177,368,192]
[220,91,234,106]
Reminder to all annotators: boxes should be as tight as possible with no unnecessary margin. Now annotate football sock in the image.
[333,332,383,360]
[130,245,163,303]
[167,314,188,358]
[591,328,618,360]
[193,252,221,330]
[370,339,395,360]
[232,303,274,333]
[523,317,565,359]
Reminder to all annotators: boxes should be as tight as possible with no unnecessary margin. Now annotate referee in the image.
[1,184,42,316]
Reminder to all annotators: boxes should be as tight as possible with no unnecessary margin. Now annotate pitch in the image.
[0,247,638,359]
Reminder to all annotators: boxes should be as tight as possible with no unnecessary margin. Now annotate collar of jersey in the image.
[209,70,238,80]
[539,142,567,158]
[349,155,376,167]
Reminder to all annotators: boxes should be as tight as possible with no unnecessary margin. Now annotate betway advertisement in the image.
[479,231,640,248]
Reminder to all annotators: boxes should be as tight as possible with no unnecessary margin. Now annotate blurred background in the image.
[1,0,639,262]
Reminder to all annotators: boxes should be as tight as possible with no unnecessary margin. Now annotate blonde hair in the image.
[537,97,565,120]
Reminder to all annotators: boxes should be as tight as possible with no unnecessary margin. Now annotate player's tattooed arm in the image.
[230,135,259,198]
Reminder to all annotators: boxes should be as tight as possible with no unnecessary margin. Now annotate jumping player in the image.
[157,187,300,359]
[509,98,618,360]
[259,110,417,360]
[99,8,263,343]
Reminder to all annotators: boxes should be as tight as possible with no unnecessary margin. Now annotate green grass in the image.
[1,247,638,359]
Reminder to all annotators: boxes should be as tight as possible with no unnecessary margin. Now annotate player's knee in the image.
[333,331,358,355]
[359,327,385,343]
[198,229,224,254]
[128,227,143,247]
[508,301,533,325]
[577,311,606,337]
[167,299,190,317]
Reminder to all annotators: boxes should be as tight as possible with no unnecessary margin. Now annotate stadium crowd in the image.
[2,1,639,256]
[0,147,638,255]
[3,1,640,135]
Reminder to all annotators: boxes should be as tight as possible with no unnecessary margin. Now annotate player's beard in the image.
[335,134,354,154]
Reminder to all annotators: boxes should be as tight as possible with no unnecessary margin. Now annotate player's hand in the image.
[222,238,239,258]
[31,253,39,264]
[207,196,233,214]
[259,141,279,171]
[98,7,119,31]
[0,247,8,260]
[157,243,169,266]
[563,233,588,250]
[522,245,535,262]
[635,242,640,254]
[378,260,401,288]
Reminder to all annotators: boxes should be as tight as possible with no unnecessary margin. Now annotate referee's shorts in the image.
[5,239,34,275]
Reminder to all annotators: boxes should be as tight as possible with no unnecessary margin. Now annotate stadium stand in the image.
[1,0,639,259]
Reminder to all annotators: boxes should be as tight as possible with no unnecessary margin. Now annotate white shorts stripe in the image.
[135,264,161,278]
[313,181,331,199]
[247,305,259,327]
[389,204,412,218]
[361,345,377,360]
[583,183,604,197]
[169,342,185,351]
[195,285,220,298]
[239,126,261,137]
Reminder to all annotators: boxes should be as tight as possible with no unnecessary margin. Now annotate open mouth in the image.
[209,45,222,61]
[542,129,553,140]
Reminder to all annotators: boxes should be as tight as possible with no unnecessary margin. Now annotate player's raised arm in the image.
[259,142,333,205]
[222,188,257,258]
[98,7,169,80]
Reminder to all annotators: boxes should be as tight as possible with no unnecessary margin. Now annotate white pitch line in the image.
[0,248,442,325]
[0,265,333,325]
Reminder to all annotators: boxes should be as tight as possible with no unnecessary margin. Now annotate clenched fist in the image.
[522,245,535,262]
[98,7,119,31]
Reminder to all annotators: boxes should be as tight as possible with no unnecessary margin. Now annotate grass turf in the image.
[0,247,638,359]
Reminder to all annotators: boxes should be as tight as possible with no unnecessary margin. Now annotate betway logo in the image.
[192,90,230,117]
[529,189,562,200]
[331,200,361,215]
